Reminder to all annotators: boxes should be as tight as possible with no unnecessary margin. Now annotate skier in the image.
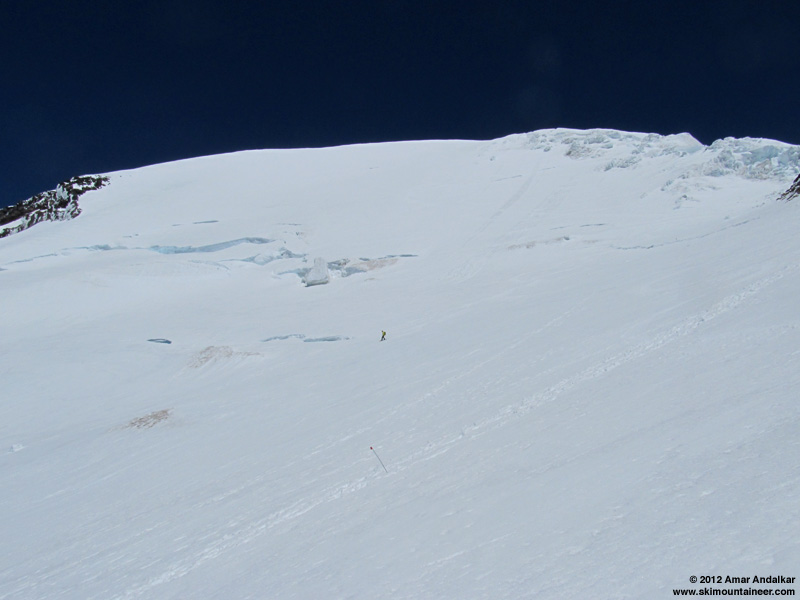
[380,330,386,341]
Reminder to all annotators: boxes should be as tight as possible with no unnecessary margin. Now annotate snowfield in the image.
[1,129,799,599]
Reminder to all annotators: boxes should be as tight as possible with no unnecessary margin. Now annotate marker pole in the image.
[370,446,388,473]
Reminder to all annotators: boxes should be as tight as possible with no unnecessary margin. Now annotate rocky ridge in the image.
[778,173,800,201]
[0,175,109,239]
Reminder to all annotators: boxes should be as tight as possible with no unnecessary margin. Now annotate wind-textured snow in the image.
[1,129,799,599]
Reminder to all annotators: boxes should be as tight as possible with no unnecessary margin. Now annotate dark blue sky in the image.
[2,0,799,207]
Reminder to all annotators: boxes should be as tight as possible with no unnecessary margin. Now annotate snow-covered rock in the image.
[778,173,800,201]
[0,174,109,238]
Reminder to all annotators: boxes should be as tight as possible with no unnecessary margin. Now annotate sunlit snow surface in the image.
[1,129,799,599]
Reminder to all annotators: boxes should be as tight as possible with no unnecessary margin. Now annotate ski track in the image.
[612,217,760,251]
[108,262,796,598]
[448,162,542,282]
[111,476,370,600]
[399,262,799,468]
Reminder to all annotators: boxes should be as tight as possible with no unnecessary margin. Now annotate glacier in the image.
[1,128,799,599]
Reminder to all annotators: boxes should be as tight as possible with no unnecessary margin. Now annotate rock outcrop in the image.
[778,173,800,202]
[0,175,109,239]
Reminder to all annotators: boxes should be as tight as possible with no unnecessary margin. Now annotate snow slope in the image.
[1,129,799,599]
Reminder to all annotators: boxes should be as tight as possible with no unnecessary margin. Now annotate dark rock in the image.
[778,173,800,202]
[0,175,109,239]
